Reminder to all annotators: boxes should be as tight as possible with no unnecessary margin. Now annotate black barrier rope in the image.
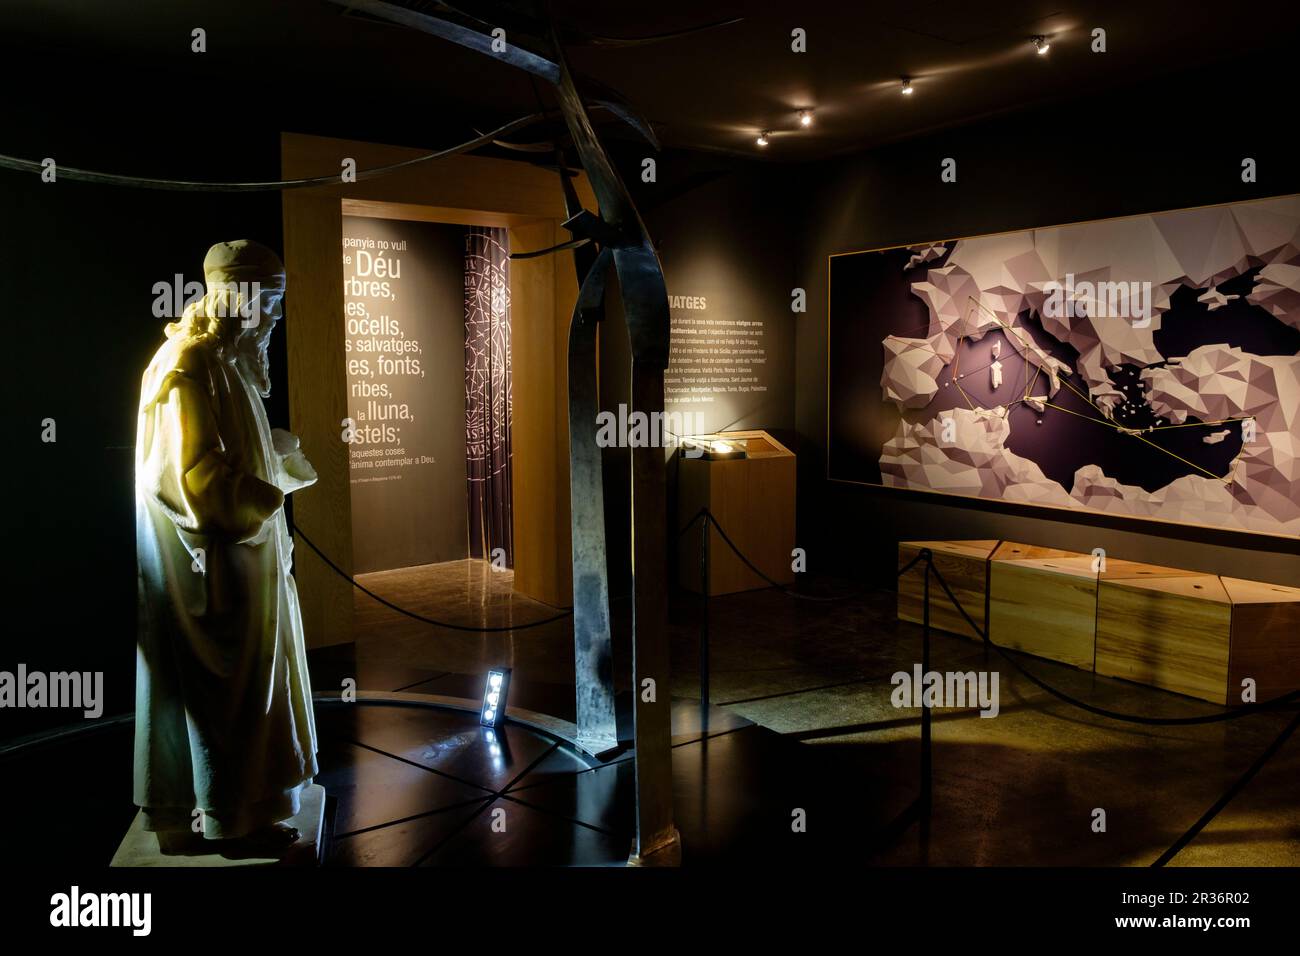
[683,526,1297,866]
[916,554,1300,725]
[905,550,1299,866]
[920,554,1300,868]
[290,523,573,633]
[679,508,871,602]
[684,508,1297,718]
[0,113,546,191]
[1151,710,1300,867]
[681,516,1297,862]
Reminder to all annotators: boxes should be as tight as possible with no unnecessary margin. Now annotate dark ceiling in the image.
[5,0,1297,162]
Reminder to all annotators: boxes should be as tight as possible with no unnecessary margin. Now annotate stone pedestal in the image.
[110,784,326,867]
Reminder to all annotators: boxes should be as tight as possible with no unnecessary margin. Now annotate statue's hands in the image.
[270,428,318,493]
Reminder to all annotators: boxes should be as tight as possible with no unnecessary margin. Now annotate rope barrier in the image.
[911,553,1299,866]
[0,113,545,192]
[917,555,1300,724]
[290,523,573,633]
[296,503,1296,866]
[679,508,871,602]
[678,515,1297,864]
[1150,709,1299,866]
[684,505,1297,716]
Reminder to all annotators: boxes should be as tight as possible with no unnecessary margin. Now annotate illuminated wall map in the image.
[827,195,1300,537]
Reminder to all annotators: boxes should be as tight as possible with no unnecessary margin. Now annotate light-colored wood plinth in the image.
[111,784,326,868]
[1221,577,1300,704]
[1096,575,1232,704]
[989,551,1098,670]
[1099,559,1203,581]
[989,542,1079,562]
[897,540,1000,640]
[678,431,795,596]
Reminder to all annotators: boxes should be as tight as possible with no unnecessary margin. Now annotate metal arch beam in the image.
[329,0,680,863]
[327,0,661,148]
[543,24,676,863]
[566,246,619,758]
[555,144,620,758]
[434,0,741,49]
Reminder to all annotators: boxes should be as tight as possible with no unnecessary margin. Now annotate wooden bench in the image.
[898,539,1297,705]
[988,543,1097,670]
[897,540,998,641]
[1095,574,1233,703]
[1220,577,1300,704]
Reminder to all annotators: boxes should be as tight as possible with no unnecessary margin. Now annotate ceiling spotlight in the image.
[480,667,512,727]
[1034,36,1050,55]
[756,131,770,147]
[901,78,914,96]
[798,109,813,127]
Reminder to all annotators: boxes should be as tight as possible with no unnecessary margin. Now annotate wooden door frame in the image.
[281,132,591,647]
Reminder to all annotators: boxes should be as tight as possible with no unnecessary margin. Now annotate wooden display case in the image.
[677,430,795,596]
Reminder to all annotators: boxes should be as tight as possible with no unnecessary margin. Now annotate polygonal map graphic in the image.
[827,194,1300,537]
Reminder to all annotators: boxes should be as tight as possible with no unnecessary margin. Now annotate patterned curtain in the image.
[464,227,513,565]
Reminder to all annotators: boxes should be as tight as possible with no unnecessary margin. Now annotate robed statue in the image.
[134,240,318,850]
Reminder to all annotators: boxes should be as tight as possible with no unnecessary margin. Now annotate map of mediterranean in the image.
[828,194,1300,537]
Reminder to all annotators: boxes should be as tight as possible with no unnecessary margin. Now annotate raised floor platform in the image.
[111,784,326,868]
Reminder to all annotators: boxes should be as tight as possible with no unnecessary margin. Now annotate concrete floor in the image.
[342,558,1299,867]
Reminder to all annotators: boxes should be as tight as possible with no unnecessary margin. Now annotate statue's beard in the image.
[235,334,272,398]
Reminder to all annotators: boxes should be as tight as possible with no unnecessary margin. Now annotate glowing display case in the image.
[677,430,795,596]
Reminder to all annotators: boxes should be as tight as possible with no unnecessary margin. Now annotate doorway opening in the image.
[340,202,514,607]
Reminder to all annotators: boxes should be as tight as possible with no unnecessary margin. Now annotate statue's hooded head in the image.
[200,239,287,398]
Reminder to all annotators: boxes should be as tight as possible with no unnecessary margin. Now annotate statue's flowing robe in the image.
[134,319,317,839]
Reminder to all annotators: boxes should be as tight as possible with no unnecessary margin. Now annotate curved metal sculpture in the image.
[323,0,741,863]
[0,0,738,866]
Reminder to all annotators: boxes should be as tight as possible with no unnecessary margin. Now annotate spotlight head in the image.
[756,131,770,147]
[1034,36,1050,55]
[798,109,813,127]
[480,667,512,727]
[901,78,913,95]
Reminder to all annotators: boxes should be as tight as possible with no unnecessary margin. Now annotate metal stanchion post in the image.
[700,512,710,731]
[920,552,933,851]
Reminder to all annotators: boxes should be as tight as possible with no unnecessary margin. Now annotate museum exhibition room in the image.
[1,0,1297,938]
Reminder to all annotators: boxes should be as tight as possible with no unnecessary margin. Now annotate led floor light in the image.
[481,668,512,727]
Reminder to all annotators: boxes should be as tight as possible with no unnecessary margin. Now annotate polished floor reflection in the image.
[314,698,833,866]
[330,558,1300,867]
[4,559,1294,867]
